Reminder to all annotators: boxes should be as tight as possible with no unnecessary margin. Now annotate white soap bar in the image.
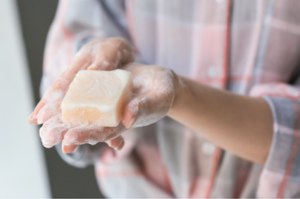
[61,69,131,127]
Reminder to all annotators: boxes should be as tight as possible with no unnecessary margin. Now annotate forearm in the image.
[168,76,273,164]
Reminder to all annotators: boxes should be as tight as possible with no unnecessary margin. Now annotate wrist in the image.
[168,74,189,117]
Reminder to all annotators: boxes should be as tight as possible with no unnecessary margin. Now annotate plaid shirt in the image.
[42,0,300,197]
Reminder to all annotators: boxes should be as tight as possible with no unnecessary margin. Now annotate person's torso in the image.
[97,0,300,197]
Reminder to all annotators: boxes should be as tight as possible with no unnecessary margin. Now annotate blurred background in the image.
[0,0,102,197]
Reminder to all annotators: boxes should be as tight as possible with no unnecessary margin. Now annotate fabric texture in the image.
[42,0,300,197]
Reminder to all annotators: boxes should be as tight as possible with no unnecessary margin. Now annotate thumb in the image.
[122,96,146,128]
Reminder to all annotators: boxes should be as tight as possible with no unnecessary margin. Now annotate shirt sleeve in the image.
[41,0,130,94]
[41,0,132,168]
[249,82,300,198]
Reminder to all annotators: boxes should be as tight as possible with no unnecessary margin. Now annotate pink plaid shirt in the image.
[43,0,300,197]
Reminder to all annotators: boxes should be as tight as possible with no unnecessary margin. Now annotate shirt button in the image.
[202,143,215,155]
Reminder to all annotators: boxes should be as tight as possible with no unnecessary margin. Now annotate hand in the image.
[57,63,178,152]
[122,63,178,128]
[29,37,134,152]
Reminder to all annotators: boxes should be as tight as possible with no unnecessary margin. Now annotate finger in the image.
[87,59,116,71]
[28,100,46,124]
[62,128,102,146]
[67,45,94,73]
[122,96,147,128]
[106,136,125,151]
[62,144,78,154]
[119,48,134,66]
[49,51,91,92]
[35,103,59,125]
[30,84,64,124]
[104,38,134,67]
[87,39,134,71]
[39,119,67,148]
[62,124,125,146]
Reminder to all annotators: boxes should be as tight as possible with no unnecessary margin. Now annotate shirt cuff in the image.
[250,84,300,197]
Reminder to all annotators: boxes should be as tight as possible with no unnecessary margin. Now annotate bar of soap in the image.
[61,69,131,127]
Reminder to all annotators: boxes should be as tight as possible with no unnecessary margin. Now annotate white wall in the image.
[0,0,50,197]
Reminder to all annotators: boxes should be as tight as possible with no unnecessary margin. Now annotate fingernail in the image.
[28,113,36,124]
[62,145,68,153]
[62,144,78,154]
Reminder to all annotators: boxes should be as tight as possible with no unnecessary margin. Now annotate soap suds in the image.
[124,65,176,128]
